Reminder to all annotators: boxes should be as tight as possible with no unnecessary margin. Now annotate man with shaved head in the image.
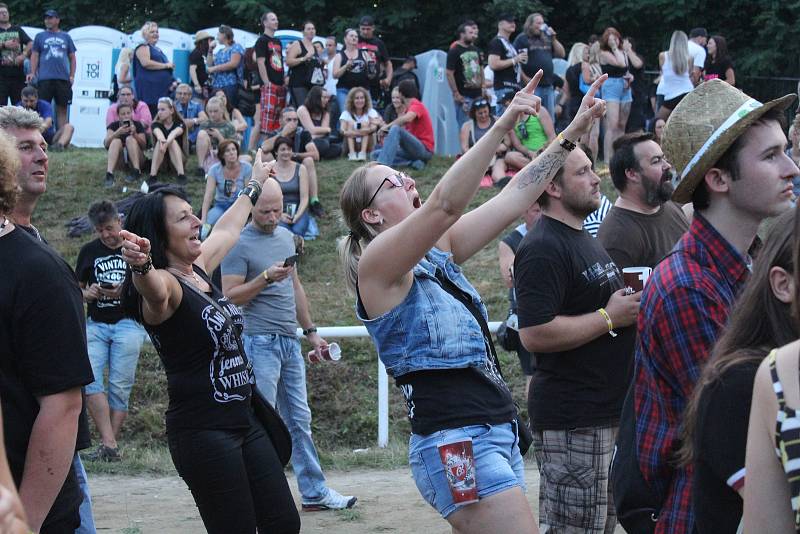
[221,179,357,512]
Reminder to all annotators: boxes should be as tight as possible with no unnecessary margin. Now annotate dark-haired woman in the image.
[704,35,735,86]
[119,152,300,534]
[271,136,311,237]
[680,210,796,533]
[459,98,510,185]
[200,139,252,230]
[338,71,607,534]
[207,25,244,110]
[189,31,213,100]
[287,21,325,108]
[298,86,342,159]
[149,97,187,184]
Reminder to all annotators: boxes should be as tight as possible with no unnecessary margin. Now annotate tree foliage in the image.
[7,0,798,77]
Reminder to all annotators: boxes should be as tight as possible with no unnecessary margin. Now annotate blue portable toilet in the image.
[68,26,128,147]
[416,49,460,156]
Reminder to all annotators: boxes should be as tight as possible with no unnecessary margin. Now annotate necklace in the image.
[167,266,203,286]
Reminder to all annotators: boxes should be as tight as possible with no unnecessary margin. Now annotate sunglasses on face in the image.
[366,172,407,207]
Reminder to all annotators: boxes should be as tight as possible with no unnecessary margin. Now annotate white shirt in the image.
[687,40,707,70]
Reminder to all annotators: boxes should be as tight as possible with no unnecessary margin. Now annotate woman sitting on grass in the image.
[271,136,312,238]
[200,139,252,233]
[340,86,381,161]
[149,97,187,185]
[195,96,237,176]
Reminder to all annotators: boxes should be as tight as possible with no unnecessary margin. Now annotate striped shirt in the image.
[769,349,800,531]
[583,194,612,237]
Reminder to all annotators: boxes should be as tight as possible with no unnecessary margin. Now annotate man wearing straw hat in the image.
[630,79,799,534]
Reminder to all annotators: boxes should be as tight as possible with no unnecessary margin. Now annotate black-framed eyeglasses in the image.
[366,172,407,207]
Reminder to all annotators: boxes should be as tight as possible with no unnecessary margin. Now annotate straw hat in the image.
[663,79,796,203]
[194,30,213,43]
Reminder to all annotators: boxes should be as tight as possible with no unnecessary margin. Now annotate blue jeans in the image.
[454,96,476,128]
[372,125,433,167]
[207,200,234,227]
[278,210,311,239]
[85,318,145,411]
[243,333,328,502]
[336,87,351,117]
[535,85,556,120]
[73,454,97,534]
[494,88,516,116]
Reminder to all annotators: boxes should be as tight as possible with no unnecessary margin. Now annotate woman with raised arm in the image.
[118,151,300,534]
[339,71,607,534]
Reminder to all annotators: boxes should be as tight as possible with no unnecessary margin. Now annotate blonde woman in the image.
[656,31,694,120]
[581,42,602,158]
[340,87,381,160]
[133,21,174,116]
[115,47,134,90]
[338,71,607,534]
[562,42,586,123]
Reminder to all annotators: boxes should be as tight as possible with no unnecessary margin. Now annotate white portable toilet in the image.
[68,26,128,147]
[21,26,43,41]
[128,27,192,84]
[199,27,260,50]
[416,49,459,156]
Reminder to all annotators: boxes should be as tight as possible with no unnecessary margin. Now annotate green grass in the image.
[37,148,616,475]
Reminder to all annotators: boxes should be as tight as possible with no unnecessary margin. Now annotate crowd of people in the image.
[4,5,800,534]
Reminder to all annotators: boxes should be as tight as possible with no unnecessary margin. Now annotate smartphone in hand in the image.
[283,255,298,267]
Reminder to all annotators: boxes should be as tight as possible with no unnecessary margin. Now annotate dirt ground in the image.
[92,465,543,533]
[92,464,629,533]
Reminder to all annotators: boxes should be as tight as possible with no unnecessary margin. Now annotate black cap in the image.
[404,55,417,67]
[498,13,516,23]
[359,15,375,26]
[689,27,708,38]
[44,9,59,18]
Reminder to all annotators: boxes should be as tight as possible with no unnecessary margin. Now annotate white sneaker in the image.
[302,488,357,511]
[357,151,367,161]
[348,153,357,161]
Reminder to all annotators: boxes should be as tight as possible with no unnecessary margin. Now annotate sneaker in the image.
[104,172,115,188]
[409,160,426,171]
[357,151,367,161]
[125,169,141,183]
[83,444,121,462]
[177,174,188,185]
[347,152,357,161]
[302,489,357,511]
[309,200,325,218]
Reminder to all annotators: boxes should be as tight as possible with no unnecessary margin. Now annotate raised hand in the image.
[119,229,152,268]
[251,149,276,185]
[496,69,543,132]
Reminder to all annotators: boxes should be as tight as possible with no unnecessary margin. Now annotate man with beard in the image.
[446,20,484,127]
[515,143,641,533]
[513,12,565,119]
[598,132,688,269]
[357,16,391,107]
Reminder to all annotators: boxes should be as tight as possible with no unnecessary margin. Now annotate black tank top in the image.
[288,40,320,88]
[337,49,370,90]
[601,62,628,78]
[145,266,253,432]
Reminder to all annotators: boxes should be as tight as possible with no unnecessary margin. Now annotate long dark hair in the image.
[679,208,798,465]
[709,34,730,64]
[121,186,188,321]
[304,86,327,117]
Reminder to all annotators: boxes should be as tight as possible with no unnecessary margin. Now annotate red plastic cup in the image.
[307,342,341,363]
[438,437,478,506]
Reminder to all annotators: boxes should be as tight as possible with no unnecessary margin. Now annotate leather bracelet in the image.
[303,327,317,336]
[557,132,576,152]
[239,184,260,205]
[130,254,153,275]
[597,308,617,338]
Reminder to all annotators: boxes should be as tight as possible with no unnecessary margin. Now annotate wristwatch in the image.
[557,132,576,152]
[303,327,317,336]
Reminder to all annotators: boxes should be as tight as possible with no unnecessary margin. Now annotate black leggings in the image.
[312,137,343,159]
[168,410,300,534]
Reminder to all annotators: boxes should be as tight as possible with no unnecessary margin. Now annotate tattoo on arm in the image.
[516,150,568,190]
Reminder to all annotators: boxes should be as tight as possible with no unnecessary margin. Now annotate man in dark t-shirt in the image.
[0,105,94,533]
[358,16,392,107]
[487,14,522,115]
[256,11,286,136]
[76,200,145,462]
[0,3,30,106]
[515,145,641,533]
[598,132,689,269]
[513,13,565,119]
[446,20,484,127]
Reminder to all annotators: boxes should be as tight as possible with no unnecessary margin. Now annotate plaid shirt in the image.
[633,212,750,534]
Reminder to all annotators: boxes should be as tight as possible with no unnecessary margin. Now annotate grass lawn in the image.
[36,148,617,474]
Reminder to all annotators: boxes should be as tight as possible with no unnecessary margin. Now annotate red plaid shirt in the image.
[633,213,750,534]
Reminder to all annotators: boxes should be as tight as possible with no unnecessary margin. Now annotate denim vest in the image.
[356,247,489,378]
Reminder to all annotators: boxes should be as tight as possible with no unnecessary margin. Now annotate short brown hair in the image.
[0,130,20,215]
[599,27,622,52]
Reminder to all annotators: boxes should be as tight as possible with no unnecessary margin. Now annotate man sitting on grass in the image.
[103,103,146,188]
[18,85,73,150]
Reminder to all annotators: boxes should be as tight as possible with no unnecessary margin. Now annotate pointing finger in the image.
[523,70,544,94]
[586,73,608,99]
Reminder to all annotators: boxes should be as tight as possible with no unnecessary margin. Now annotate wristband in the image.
[130,254,153,275]
[303,327,317,336]
[239,183,261,205]
[597,308,617,338]
[557,132,576,152]
[262,269,273,285]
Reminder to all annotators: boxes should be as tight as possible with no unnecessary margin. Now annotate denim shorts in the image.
[601,77,632,103]
[409,421,525,518]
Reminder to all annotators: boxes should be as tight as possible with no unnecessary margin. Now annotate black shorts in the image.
[37,79,73,106]
[517,347,535,376]
[661,92,688,111]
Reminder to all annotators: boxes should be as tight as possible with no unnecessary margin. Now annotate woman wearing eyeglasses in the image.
[339,71,607,534]
[459,98,511,186]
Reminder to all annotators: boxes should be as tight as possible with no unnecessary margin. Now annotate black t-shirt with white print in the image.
[76,238,127,324]
[514,215,635,430]
[487,36,520,90]
[145,266,253,432]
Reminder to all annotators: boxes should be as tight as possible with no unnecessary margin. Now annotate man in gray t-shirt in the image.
[221,179,357,512]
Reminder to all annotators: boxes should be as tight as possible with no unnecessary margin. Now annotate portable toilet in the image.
[199,27,260,50]
[416,49,459,156]
[127,27,192,84]
[20,27,43,78]
[67,26,127,147]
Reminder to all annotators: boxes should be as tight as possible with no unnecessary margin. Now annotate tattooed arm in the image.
[445,75,608,264]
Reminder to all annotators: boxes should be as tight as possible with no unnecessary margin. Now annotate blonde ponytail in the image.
[338,163,380,296]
